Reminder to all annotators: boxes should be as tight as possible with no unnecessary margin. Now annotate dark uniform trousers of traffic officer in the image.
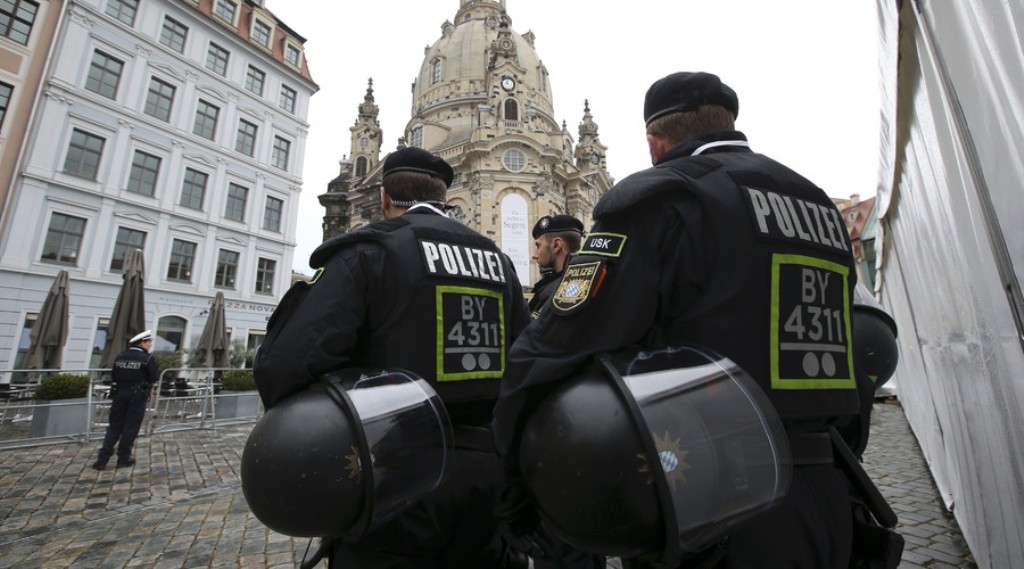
[93,331,158,470]
[253,170,531,565]
[495,127,861,568]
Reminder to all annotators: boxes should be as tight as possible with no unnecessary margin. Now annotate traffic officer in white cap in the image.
[92,329,158,470]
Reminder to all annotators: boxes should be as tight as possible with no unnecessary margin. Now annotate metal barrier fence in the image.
[0,367,262,450]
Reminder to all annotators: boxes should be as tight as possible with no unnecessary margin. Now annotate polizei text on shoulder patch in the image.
[420,240,507,285]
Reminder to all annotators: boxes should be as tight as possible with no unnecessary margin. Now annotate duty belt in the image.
[787,431,834,466]
[452,424,495,453]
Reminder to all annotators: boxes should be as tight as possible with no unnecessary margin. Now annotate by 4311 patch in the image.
[770,254,856,391]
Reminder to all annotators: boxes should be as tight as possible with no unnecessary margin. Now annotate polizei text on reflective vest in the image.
[420,240,507,284]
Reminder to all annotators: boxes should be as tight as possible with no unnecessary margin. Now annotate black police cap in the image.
[533,214,584,239]
[382,147,455,188]
[643,71,739,125]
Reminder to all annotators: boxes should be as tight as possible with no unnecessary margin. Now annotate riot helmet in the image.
[519,346,791,565]
[241,369,451,539]
[852,283,899,387]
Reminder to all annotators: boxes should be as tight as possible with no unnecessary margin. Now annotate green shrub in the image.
[33,374,91,401]
[221,369,255,391]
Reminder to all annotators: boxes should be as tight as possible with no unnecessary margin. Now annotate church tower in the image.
[319,0,613,287]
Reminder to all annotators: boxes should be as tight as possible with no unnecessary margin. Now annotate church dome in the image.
[408,0,556,150]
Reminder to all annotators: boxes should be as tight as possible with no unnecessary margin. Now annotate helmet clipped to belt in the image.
[241,369,452,539]
[519,346,792,564]
[852,283,900,387]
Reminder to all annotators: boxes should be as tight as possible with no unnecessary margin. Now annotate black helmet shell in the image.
[241,383,365,538]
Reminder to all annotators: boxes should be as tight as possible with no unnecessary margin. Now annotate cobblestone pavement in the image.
[0,401,976,568]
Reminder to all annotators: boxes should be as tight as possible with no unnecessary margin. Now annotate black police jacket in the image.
[254,206,530,420]
[112,347,158,386]
[528,268,563,319]
[495,130,860,468]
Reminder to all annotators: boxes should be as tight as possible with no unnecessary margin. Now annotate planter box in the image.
[30,398,89,438]
[216,391,261,420]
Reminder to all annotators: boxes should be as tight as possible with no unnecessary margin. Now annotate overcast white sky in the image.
[266,1,881,275]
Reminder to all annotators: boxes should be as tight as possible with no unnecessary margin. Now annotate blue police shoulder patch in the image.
[580,233,627,258]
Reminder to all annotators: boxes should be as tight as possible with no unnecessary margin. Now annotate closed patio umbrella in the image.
[24,270,71,370]
[99,249,147,368]
[194,291,230,368]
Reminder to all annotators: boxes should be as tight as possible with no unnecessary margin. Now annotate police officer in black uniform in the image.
[254,147,531,568]
[529,214,584,320]
[92,330,157,470]
[494,72,864,568]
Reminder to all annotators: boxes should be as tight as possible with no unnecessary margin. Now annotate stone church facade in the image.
[318,0,613,287]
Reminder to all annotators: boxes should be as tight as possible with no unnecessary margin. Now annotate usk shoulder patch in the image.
[580,233,627,258]
[552,260,605,314]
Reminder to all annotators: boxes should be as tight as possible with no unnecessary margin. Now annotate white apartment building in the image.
[0,0,317,372]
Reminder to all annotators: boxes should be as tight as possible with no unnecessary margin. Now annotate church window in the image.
[410,126,423,148]
[355,156,368,177]
[502,148,526,173]
[431,59,443,84]
[504,99,519,121]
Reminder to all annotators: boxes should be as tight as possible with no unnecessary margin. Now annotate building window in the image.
[42,213,86,265]
[110,227,146,272]
[180,168,208,210]
[245,65,265,96]
[279,85,296,113]
[251,19,271,47]
[193,100,219,141]
[215,249,239,289]
[85,50,124,100]
[225,183,248,222]
[354,156,368,177]
[156,316,185,354]
[63,129,105,180]
[167,239,196,282]
[127,150,161,196]
[431,58,442,84]
[504,99,519,121]
[235,119,258,157]
[159,16,188,53]
[410,126,423,148]
[284,43,300,67]
[263,196,282,232]
[212,0,237,25]
[246,331,265,365]
[90,318,109,368]
[0,82,12,131]
[206,42,229,76]
[502,148,526,173]
[255,258,276,294]
[144,77,175,122]
[0,0,38,45]
[105,0,137,26]
[13,313,37,373]
[271,137,290,170]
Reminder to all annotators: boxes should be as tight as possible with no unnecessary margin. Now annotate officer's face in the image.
[533,235,557,269]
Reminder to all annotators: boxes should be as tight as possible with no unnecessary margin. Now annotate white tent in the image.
[874,2,1024,567]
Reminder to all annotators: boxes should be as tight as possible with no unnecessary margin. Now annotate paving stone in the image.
[0,402,977,568]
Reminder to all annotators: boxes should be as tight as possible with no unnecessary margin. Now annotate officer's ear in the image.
[647,133,671,164]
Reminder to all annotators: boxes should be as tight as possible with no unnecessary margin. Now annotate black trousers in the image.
[97,386,149,464]
[330,446,510,568]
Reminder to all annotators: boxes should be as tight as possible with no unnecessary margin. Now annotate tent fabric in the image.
[875,1,1024,567]
[24,270,70,370]
[99,249,148,368]
[194,291,230,368]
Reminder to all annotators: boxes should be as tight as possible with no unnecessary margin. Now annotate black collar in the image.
[658,130,750,164]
